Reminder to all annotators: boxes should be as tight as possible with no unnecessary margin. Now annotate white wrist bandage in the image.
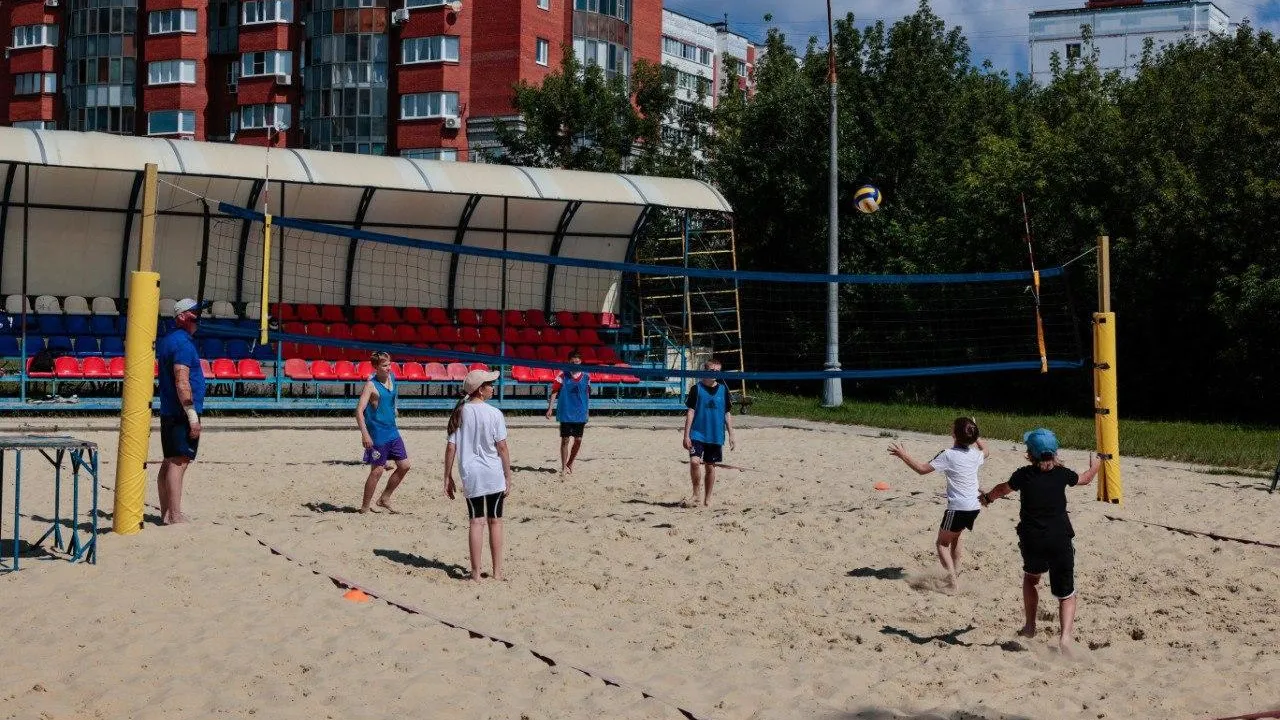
[185,407,199,425]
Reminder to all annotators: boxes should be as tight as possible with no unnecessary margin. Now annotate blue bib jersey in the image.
[362,375,408,465]
[556,372,590,424]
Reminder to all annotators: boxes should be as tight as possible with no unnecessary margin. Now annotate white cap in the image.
[173,298,200,317]
[461,369,500,395]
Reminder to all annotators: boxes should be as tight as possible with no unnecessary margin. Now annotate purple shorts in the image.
[363,437,408,465]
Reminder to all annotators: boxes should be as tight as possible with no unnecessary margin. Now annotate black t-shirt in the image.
[1007,464,1079,538]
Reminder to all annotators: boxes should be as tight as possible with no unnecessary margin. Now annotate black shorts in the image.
[160,415,199,460]
[559,422,586,438]
[466,491,506,520]
[939,509,979,533]
[1019,534,1076,599]
[689,441,723,465]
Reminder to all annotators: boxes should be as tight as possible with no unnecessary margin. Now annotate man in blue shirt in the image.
[682,359,736,507]
[545,349,590,475]
[155,298,206,525]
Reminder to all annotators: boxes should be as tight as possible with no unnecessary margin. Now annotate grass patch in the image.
[747,391,1280,472]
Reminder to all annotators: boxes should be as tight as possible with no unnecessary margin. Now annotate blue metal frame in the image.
[445,194,482,311]
[343,187,377,306]
[233,180,266,303]
[0,440,99,571]
[117,171,145,302]
[542,200,581,314]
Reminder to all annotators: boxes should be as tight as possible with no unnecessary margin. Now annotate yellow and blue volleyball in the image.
[854,185,882,214]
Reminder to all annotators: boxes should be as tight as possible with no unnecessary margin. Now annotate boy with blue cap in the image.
[980,428,1100,653]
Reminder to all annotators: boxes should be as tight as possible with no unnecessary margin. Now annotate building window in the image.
[536,38,549,66]
[404,0,450,8]
[573,37,629,79]
[147,110,196,136]
[537,0,549,8]
[401,35,460,64]
[13,120,57,130]
[147,60,197,86]
[663,37,710,66]
[149,9,198,34]
[228,62,241,92]
[242,0,293,24]
[401,92,459,119]
[675,69,710,95]
[1066,42,1082,60]
[11,24,58,49]
[402,148,458,161]
[736,59,747,76]
[574,0,625,21]
[240,104,292,129]
[13,73,58,95]
[241,50,292,77]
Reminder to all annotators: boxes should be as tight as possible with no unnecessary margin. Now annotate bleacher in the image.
[0,294,673,411]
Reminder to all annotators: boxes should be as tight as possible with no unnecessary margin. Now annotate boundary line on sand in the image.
[1102,515,1280,550]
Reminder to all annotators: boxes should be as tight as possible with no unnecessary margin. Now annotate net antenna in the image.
[1022,193,1049,374]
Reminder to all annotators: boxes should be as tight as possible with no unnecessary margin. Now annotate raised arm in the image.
[888,443,935,475]
[975,437,989,459]
[1076,454,1102,487]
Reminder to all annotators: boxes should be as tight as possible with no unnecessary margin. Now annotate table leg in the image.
[53,449,65,551]
[68,450,82,560]
[89,450,99,564]
[13,450,21,571]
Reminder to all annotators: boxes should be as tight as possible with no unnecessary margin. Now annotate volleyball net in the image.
[198,202,1085,382]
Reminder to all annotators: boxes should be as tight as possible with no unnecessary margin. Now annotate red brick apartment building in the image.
[2,0,663,160]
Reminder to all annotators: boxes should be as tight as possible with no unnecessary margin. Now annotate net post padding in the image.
[112,271,159,535]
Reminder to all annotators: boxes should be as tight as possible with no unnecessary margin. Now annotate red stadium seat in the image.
[372,324,395,342]
[297,304,322,322]
[333,360,363,381]
[328,324,352,341]
[282,322,307,336]
[321,344,345,362]
[577,311,600,328]
[446,362,469,380]
[556,345,575,361]
[479,309,502,327]
[284,358,313,380]
[540,327,562,345]
[107,356,126,379]
[400,362,427,381]
[590,369,618,383]
[601,312,620,328]
[81,356,110,378]
[468,362,489,372]
[283,342,303,359]
[596,346,620,364]
[474,344,498,357]
[401,303,427,324]
[479,326,501,344]
[426,307,451,326]
[394,325,419,344]
[321,305,346,323]
[213,358,240,379]
[154,360,160,378]
[578,329,601,346]
[47,356,79,378]
[533,367,556,383]
[458,326,481,343]
[614,363,640,383]
[502,327,521,345]
[436,326,459,343]
[200,358,214,378]
[524,309,547,327]
[555,310,578,328]
[310,361,337,380]
[238,359,267,380]
[514,345,536,361]
[424,362,449,380]
[578,346,599,363]
[452,343,475,355]
[536,346,558,362]
[278,303,298,321]
[353,306,377,323]
[300,344,324,360]
[376,306,402,324]
[351,324,375,342]
[560,328,580,345]
[356,360,375,377]
[518,327,541,345]
[503,309,526,327]
[417,325,439,343]
[511,366,536,383]
[456,308,480,326]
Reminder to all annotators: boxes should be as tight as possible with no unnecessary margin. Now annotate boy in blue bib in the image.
[356,351,412,513]
[682,359,736,506]
[546,349,590,475]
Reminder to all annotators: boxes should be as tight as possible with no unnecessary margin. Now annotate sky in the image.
[664,0,1280,74]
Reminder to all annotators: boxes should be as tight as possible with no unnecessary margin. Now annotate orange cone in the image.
[343,588,371,602]
[873,481,891,491]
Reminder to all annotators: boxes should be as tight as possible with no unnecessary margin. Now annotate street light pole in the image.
[822,0,843,407]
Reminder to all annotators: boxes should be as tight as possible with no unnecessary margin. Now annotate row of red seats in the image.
[278,305,618,329]
[279,322,606,347]
[284,343,621,365]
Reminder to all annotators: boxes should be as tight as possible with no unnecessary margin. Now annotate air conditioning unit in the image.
[443,115,461,130]
[446,0,462,11]
[228,84,237,94]
[275,73,291,85]
[177,134,194,141]
[45,0,59,8]
[391,8,409,24]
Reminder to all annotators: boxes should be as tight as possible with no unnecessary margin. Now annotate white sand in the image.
[2,415,1278,719]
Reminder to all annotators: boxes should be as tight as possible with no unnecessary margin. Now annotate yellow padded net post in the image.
[113,271,160,533]
[260,214,272,344]
[1094,234,1121,504]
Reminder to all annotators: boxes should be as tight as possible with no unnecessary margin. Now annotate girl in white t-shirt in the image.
[444,369,512,582]
[888,417,988,590]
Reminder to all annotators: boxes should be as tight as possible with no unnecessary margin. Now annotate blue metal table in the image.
[0,435,100,571]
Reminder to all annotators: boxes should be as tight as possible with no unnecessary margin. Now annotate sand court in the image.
[2,416,1278,719]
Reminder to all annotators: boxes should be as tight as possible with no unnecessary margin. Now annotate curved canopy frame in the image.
[0,128,732,313]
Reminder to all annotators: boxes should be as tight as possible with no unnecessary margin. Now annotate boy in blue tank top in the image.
[682,359,736,507]
[545,349,590,475]
[355,351,412,513]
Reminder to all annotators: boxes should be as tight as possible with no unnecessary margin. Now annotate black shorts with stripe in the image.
[466,491,506,520]
[939,509,980,533]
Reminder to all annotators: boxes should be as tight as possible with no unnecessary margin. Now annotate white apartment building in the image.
[660,9,757,110]
[1028,0,1231,84]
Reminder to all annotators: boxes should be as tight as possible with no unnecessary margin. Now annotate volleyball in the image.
[854,185,882,214]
